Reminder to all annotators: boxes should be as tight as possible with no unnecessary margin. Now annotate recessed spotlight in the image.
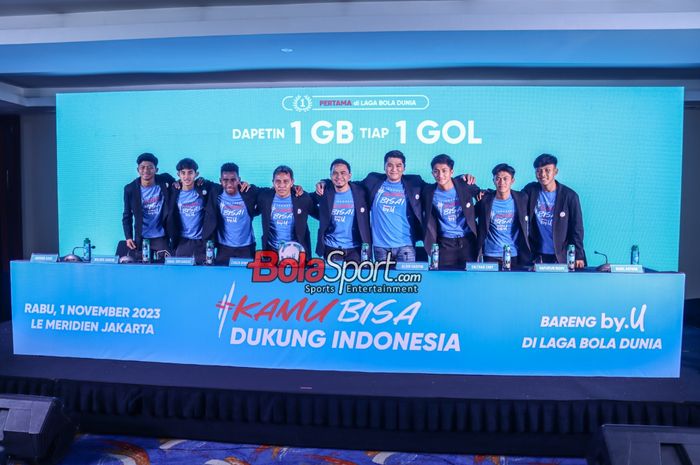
[281,48,294,53]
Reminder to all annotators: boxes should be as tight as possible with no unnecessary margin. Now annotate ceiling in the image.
[0,0,699,111]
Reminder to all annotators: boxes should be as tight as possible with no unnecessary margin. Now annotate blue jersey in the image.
[324,190,358,249]
[433,187,468,238]
[484,196,519,257]
[218,192,253,247]
[269,195,294,249]
[371,180,412,248]
[535,189,557,254]
[177,189,204,240]
[140,184,164,238]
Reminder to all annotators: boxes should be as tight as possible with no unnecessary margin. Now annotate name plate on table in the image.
[229,258,253,267]
[534,263,569,273]
[611,264,644,273]
[396,262,429,272]
[466,262,499,272]
[165,256,195,266]
[91,255,119,264]
[30,254,58,263]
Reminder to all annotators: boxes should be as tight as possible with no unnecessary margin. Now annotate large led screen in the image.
[57,86,684,270]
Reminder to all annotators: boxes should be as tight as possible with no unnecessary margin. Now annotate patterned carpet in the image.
[57,435,587,465]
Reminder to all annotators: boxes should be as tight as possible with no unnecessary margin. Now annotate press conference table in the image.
[10,261,685,378]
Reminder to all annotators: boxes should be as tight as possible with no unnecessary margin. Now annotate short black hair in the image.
[533,153,558,169]
[273,165,294,179]
[492,163,515,177]
[136,153,158,166]
[329,158,351,173]
[220,162,240,176]
[384,150,405,165]
[431,154,454,170]
[176,158,198,172]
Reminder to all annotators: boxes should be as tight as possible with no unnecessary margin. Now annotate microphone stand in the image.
[594,250,611,272]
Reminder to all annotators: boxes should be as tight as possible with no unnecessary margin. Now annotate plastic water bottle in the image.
[361,243,370,261]
[142,238,150,264]
[430,243,440,270]
[205,240,215,265]
[83,238,92,262]
[502,245,511,271]
[567,244,576,271]
[631,245,640,265]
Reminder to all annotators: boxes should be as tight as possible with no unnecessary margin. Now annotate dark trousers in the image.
[324,246,362,263]
[484,255,521,270]
[175,238,205,264]
[215,243,256,265]
[373,246,416,263]
[534,253,557,264]
[437,235,477,270]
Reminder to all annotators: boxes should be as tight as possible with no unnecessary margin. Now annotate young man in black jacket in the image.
[522,154,586,268]
[203,162,258,264]
[359,150,425,262]
[256,165,314,255]
[122,152,174,260]
[422,154,481,270]
[310,159,371,262]
[476,163,531,268]
[165,157,213,263]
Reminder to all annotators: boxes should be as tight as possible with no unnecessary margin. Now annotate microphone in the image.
[154,249,171,262]
[62,243,93,263]
[594,250,611,272]
[119,247,139,264]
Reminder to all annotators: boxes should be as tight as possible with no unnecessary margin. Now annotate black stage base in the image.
[2,320,700,457]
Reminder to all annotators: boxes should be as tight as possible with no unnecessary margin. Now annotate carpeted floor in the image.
[57,434,587,465]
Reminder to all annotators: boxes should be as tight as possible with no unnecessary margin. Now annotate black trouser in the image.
[215,243,256,265]
[534,253,557,264]
[175,238,206,264]
[324,246,362,263]
[437,235,477,270]
[139,236,170,262]
[484,255,521,270]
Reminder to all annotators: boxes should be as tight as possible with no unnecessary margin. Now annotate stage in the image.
[2,262,699,457]
[2,319,700,456]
